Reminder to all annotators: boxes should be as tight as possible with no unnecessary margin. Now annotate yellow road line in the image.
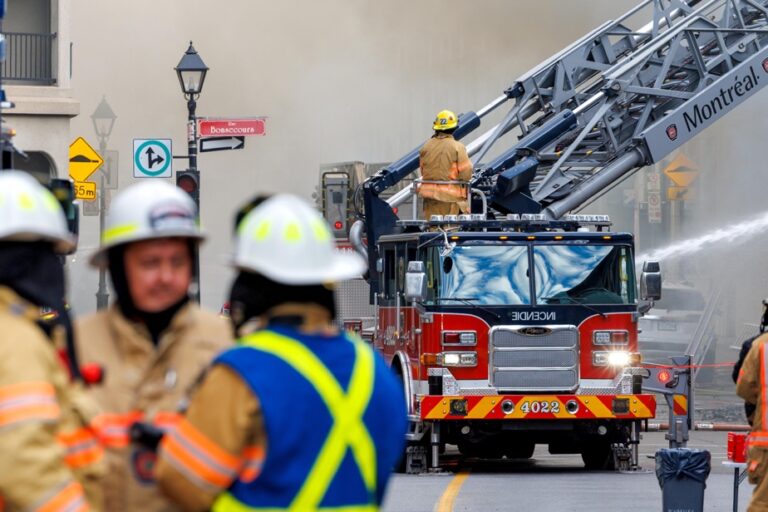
[434,471,470,512]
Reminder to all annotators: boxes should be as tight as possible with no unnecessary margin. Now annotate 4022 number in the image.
[520,400,560,414]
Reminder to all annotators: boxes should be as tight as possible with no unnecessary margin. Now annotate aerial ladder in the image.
[355,0,768,294]
[348,0,768,464]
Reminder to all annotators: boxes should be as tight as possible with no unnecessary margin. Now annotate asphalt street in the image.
[382,430,750,512]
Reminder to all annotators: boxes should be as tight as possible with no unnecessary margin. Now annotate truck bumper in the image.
[420,394,656,421]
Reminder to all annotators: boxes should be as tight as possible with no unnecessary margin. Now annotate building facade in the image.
[3,0,76,181]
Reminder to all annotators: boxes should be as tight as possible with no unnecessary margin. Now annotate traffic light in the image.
[321,172,349,238]
[176,169,200,205]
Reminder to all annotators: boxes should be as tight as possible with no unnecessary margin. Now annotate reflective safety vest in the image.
[211,328,406,511]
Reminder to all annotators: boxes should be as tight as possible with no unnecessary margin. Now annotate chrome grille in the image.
[490,325,579,392]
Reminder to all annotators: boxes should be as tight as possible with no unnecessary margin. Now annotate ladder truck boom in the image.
[359,0,709,295]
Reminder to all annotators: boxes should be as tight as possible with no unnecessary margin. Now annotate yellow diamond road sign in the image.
[663,153,699,188]
[69,137,103,182]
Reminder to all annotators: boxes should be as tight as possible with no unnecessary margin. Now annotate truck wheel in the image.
[505,441,535,460]
[581,443,614,470]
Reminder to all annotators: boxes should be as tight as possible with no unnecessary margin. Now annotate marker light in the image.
[442,331,477,345]
[334,221,343,230]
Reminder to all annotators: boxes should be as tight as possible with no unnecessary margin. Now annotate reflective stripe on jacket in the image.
[166,327,407,511]
[0,286,104,511]
[75,302,232,512]
[737,334,768,449]
[418,133,473,203]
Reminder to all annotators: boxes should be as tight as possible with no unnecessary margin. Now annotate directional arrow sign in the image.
[69,137,103,182]
[133,139,172,178]
[200,136,245,153]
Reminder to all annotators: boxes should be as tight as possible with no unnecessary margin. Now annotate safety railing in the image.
[0,32,57,85]
[409,178,487,220]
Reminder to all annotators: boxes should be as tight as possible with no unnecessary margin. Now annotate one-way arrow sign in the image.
[199,136,245,153]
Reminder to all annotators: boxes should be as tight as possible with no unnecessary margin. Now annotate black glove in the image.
[129,421,165,452]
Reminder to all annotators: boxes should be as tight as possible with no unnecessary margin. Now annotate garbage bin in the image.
[655,448,711,512]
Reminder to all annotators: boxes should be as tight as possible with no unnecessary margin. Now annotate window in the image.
[533,245,636,305]
[425,243,531,305]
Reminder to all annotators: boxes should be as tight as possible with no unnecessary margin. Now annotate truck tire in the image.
[581,443,614,470]
[505,441,535,460]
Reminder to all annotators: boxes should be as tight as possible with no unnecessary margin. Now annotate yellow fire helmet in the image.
[433,110,458,131]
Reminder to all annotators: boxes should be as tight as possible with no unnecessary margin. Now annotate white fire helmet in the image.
[90,181,205,268]
[0,170,75,253]
[234,194,366,285]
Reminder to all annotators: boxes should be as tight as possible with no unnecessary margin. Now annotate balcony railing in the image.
[0,32,56,85]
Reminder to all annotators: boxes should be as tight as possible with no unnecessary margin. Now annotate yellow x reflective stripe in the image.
[102,223,138,244]
[214,492,378,512]
[241,331,376,510]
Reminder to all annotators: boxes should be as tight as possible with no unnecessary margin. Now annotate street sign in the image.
[199,136,245,153]
[82,192,100,216]
[198,118,266,137]
[69,137,103,182]
[133,139,172,178]
[74,181,97,201]
[102,150,119,189]
[664,153,699,188]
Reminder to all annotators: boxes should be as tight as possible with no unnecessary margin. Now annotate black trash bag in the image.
[655,448,711,487]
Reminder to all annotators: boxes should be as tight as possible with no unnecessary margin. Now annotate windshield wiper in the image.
[435,297,501,320]
[541,295,606,319]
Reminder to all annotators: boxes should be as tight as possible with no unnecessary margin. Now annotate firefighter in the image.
[736,315,768,511]
[0,171,104,510]
[418,109,473,220]
[732,299,768,425]
[155,194,407,511]
[75,181,233,511]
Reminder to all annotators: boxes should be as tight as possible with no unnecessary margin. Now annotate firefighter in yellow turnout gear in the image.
[737,331,768,511]
[418,109,474,219]
[156,194,407,511]
[0,171,104,510]
[75,181,232,511]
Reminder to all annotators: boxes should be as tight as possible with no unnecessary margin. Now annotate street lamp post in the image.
[175,42,208,303]
[91,96,117,311]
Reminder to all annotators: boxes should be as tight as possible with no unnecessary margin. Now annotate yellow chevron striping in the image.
[466,397,497,419]
[674,394,688,413]
[621,394,652,418]
[580,396,612,418]
[425,398,450,419]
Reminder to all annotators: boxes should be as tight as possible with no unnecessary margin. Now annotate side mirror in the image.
[640,261,662,301]
[405,261,427,303]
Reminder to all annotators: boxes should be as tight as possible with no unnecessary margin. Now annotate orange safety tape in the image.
[239,445,265,483]
[160,419,240,489]
[58,428,103,469]
[35,481,87,512]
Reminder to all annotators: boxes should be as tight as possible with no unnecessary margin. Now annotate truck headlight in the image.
[438,352,478,367]
[593,350,631,367]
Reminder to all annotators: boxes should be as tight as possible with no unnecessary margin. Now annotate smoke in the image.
[66,0,638,314]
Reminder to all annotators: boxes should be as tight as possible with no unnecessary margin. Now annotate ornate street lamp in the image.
[90,96,117,310]
[174,42,208,302]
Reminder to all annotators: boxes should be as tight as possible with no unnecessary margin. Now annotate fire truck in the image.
[322,0,768,472]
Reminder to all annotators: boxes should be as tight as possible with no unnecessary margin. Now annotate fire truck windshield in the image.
[534,245,635,305]
[424,242,635,306]
[427,244,531,305]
